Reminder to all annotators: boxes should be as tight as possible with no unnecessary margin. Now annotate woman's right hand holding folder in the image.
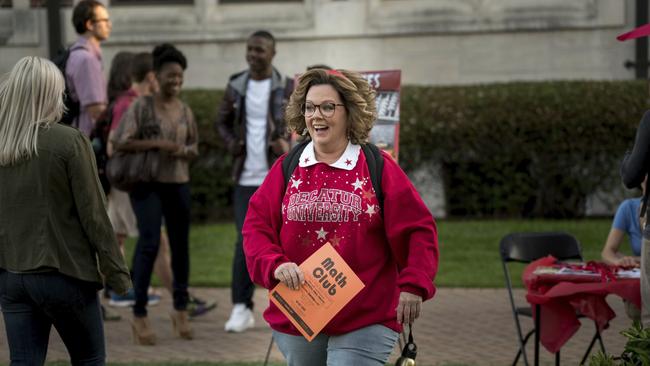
[274,262,305,290]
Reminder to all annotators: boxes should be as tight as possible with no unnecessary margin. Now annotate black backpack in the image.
[282,140,385,211]
[52,47,81,126]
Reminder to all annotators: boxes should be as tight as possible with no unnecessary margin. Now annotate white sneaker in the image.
[224,303,255,333]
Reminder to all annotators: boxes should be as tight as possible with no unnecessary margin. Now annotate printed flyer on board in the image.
[269,243,364,341]
[360,70,401,161]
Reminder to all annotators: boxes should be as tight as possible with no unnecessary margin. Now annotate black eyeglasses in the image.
[301,102,345,118]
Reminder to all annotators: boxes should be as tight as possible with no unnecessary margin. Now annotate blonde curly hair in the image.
[285,69,377,144]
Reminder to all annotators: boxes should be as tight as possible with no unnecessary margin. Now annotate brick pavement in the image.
[0,287,634,365]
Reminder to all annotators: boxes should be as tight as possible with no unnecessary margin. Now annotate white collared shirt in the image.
[298,141,361,170]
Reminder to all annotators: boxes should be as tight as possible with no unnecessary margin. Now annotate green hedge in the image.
[182,81,650,221]
[181,89,231,221]
[399,81,649,217]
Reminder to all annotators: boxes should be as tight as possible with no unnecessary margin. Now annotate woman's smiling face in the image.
[156,62,184,97]
[305,84,348,152]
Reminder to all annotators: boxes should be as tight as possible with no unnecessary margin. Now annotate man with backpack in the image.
[64,0,111,137]
[58,0,117,322]
[242,68,438,365]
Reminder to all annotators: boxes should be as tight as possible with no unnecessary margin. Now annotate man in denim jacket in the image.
[215,30,292,333]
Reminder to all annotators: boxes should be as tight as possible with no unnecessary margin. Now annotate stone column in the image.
[195,0,216,24]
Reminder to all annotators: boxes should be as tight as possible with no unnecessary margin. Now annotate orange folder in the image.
[269,242,365,341]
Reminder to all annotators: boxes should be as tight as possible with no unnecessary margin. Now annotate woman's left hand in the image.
[396,291,422,325]
[156,139,182,153]
[171,145,188,157]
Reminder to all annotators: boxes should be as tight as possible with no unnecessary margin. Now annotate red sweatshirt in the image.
[243,142,439,335]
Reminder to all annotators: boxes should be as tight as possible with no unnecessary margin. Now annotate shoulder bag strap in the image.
[283,140,310,189]
[361,143,384,211]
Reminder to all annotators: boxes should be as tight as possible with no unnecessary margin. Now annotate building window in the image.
[111,0,193,5]
[2,1,79,8]
[219,0,302,3]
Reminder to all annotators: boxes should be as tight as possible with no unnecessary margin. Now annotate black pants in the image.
[0,271,105,365]
[130,182,191,317]
[232,185,258,308]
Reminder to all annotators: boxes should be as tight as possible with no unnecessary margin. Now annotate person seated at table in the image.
[601,180,646,321]
[601,198,643,267]
[601,180,646,267]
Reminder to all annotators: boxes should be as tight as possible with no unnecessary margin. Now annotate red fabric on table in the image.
[522,256,640,353]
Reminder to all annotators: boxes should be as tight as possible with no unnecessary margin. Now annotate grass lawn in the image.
[436,218,624,287]
[123,218,625,289]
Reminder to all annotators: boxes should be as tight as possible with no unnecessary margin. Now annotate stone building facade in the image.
[0,0,642,216]
[0,0,640,88]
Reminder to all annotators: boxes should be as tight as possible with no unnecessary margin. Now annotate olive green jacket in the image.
[0,124,131,294]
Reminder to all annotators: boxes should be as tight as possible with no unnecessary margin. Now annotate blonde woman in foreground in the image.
[0,56,131,365]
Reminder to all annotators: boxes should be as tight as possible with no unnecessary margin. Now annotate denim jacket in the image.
[215,67,292,182]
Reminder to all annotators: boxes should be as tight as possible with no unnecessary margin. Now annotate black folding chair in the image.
[499,232,606,366]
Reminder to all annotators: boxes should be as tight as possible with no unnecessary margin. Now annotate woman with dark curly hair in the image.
[243,69,439,365]
[112,43,198,345]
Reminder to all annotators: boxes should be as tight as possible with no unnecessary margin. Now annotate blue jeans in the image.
[273,324,399,366]
[0,270,105,365]
[130,182,191,317]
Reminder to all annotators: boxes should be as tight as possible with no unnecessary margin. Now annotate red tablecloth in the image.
[523,256,640,353]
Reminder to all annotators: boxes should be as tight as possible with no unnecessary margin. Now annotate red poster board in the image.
[359,70,401,161]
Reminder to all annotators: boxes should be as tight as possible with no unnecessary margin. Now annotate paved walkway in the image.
[0,287,634,365]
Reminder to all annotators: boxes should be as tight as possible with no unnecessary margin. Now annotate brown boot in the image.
[170,310,194,340]
[131,316,156,345]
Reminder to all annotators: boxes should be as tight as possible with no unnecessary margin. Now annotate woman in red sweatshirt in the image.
[243,68,438,365]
